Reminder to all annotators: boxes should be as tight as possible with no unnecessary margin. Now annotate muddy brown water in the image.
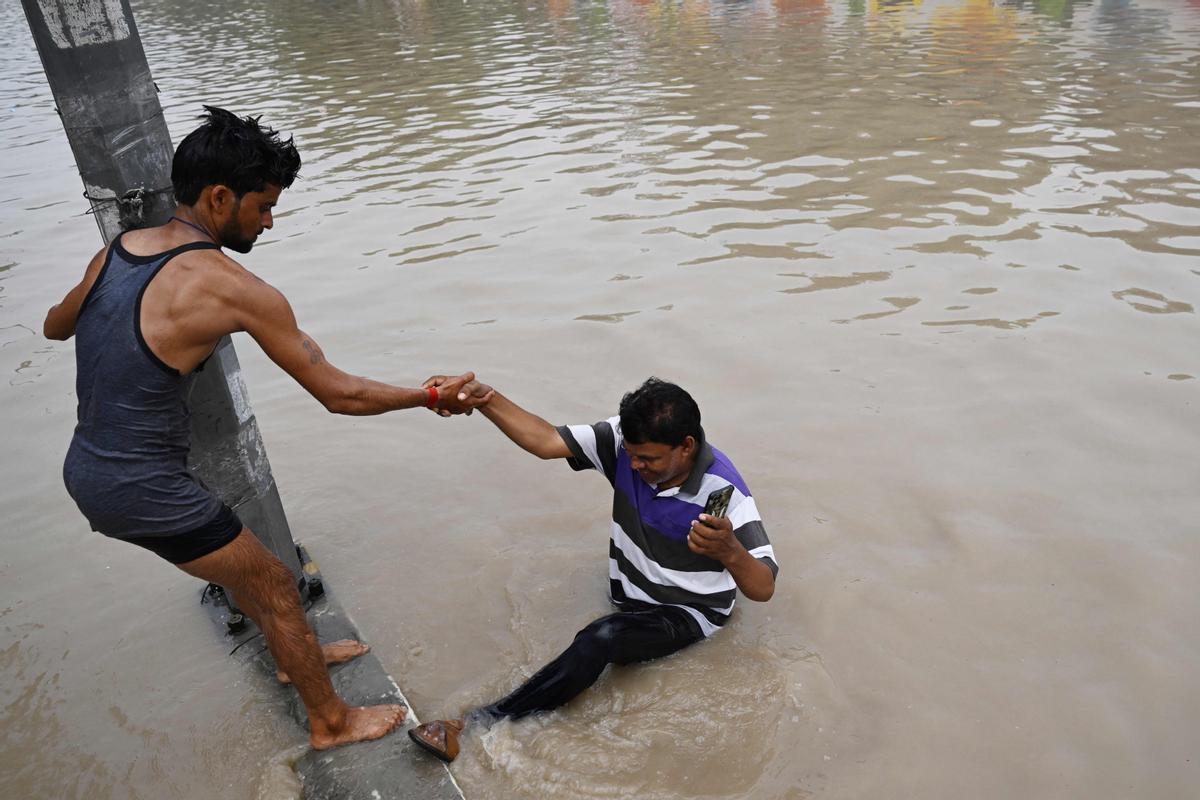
[2,0,1199,798]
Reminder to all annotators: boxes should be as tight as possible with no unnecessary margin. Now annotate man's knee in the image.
[576,617,620,659]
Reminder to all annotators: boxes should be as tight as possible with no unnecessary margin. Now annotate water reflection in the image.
[1002,0,1078,23]
[123,0,1198,322]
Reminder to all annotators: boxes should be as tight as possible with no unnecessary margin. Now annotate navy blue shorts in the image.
[121,504,244,564]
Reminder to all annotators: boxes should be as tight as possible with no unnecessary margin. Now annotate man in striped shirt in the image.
[409,377,777,762]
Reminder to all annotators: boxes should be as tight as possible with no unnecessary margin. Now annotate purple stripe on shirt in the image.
[708,447,752,497]
[613,450,745,543]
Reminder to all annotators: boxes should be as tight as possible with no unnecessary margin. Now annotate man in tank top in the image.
[44,106,492,750]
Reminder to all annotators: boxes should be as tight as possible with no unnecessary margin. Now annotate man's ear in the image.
[209,184,238,214]
[682,435,697,456]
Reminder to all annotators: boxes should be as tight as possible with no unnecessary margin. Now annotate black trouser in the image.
[474,602,705,723]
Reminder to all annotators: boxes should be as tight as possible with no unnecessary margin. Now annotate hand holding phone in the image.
[691,485,738,562]
[703,485,734,519]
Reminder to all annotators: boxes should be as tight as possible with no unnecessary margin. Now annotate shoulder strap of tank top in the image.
[113,232,222,265]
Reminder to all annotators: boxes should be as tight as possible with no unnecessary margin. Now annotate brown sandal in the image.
[408,719,465,763]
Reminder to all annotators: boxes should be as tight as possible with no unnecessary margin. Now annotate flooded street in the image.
[3,0,1199,797]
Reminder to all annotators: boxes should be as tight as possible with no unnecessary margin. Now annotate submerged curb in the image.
[207,547,464,800]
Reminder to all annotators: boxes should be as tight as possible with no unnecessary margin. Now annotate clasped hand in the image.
[421,372,494,416]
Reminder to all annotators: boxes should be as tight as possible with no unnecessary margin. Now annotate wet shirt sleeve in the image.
[555,415,622,482]
[728,491,778,578]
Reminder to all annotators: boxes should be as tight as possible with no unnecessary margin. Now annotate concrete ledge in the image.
[205,547,463,800]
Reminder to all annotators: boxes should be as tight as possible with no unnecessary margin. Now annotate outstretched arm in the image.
[424,383,571,459]
[238,282,490,415]
[44,246,107,340]
[481,392,572,459]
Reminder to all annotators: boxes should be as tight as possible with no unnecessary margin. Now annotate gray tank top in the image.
[63,234,225,538]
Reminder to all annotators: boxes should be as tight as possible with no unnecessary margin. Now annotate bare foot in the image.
[277,639,370,684]
[310,704,407,750]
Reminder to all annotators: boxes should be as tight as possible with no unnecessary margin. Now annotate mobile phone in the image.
[703,485,734,519]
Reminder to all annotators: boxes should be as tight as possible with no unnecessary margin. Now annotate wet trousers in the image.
[475,602,705,723]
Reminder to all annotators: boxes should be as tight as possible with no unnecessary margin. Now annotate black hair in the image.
[618,377,702,447]
[171,106,301,205]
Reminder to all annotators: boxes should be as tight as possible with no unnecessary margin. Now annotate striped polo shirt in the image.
[556,416,778,637]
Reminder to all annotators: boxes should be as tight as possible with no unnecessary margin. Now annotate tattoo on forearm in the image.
[302,339,322,365]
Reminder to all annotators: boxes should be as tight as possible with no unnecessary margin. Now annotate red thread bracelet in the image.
[425,385,439,408]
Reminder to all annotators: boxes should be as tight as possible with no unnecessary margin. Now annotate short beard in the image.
[218,197,255,253]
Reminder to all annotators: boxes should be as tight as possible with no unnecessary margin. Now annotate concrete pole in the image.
[22,0,303,582]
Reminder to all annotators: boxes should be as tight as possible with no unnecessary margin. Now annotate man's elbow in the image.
[43,307,66,340]
[321,396,349,414]
[745,584,775,602]
[743,575,775,602]
[320,391,358,415]
[534,443,563,460]
[316,382,360,415]
[44,317,71,341]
